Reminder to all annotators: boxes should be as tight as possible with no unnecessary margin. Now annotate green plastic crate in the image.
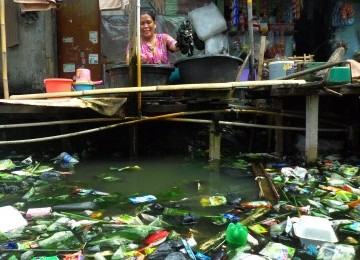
[328,66,351,83]
[298,62,326,81]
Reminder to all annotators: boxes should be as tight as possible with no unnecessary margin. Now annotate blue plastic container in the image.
[72,83,94,98]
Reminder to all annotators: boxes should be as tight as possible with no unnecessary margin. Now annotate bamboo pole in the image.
[235,51,251,81]
[9,80,306,100]
[0,111,195,145]
[0,0,9,99]
[0,117,123,129]
[0,108,348,129]
[136,0,142,111]
[0,111,346,146]
[164,118,345,132]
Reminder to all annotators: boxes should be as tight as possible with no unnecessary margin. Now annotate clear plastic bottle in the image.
[38,231,81,249]
[269,221,285,238]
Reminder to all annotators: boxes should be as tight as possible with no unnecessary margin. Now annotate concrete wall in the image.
[3,10,57,96]
[333,1,360,60]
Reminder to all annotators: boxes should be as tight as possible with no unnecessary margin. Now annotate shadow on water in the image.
[70,157,257,199]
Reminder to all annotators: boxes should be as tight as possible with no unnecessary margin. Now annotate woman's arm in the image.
[164,34,180,53]
[169,40,180,52]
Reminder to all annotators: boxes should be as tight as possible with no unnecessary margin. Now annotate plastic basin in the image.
[72,82,94,98]
[174,54,242,98]
[293,215,338,247]
[174,54,242,84]
[44,78,73,93]
[43,78,73,99]
[106,64,174,97]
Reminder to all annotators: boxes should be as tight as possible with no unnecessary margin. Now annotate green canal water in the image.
[0,149,259,247]
[67,156,258,241]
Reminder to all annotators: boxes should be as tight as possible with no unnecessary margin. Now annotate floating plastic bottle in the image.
[226,222,248,247]
[38,231,81,249]
[52,201,97,211]
[52,152,79,164]
[240,200,272,209]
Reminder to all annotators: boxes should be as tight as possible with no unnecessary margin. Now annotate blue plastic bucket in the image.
[72,83,94,98]
[269,61,294,79]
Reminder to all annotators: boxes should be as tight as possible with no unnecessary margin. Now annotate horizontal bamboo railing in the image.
[8,80,306,100]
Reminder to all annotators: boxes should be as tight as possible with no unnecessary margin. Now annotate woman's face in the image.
[140,14,156,40]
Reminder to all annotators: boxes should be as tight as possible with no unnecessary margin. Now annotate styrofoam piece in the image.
[0,205,28,232]
[293,215,338,247]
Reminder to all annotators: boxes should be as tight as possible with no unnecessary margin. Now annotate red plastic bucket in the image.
[44,78,73,93]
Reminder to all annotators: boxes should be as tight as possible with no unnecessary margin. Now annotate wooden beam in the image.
[252,163,280,202]
[257,35,267,80]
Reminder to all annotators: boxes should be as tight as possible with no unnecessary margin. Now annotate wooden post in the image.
[60,124,72,152]
[305,95,319,164]
[347,126,358,151]
[257,35,267,80]
[247,0,255,80]
[274,99,283,154]
[44,10,56,78]
[209,123,221,160]
[0,0,9,99]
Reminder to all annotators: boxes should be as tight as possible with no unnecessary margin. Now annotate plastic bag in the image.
[205,33,229,55]
[259,242,295,259]
[188,2,227,41]
[317,243,356,260]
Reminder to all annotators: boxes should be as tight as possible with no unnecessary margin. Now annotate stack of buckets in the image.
[44,68,96,98]
[72,68,97,96]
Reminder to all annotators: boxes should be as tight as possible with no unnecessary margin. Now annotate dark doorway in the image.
[293,0,334,61]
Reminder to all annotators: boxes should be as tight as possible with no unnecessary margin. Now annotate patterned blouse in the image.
[127,33,176,65]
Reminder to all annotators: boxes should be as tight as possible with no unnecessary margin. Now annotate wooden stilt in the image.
[348,125,358,151]
[129,125,138,158]
[267,115,273,151]
[60,124,72,151]
[305,95,319,164]
[274,99,284,154]
[209,123,221,160]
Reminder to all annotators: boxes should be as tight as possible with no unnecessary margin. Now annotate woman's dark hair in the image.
[140,9,156,21]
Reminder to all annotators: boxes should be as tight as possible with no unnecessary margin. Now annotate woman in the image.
[125,10,179,65]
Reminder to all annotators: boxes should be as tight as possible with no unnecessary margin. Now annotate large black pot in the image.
[107,64,174,96]
[174,54,242,84]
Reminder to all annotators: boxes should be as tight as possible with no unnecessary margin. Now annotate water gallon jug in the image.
[226,222,248,246]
